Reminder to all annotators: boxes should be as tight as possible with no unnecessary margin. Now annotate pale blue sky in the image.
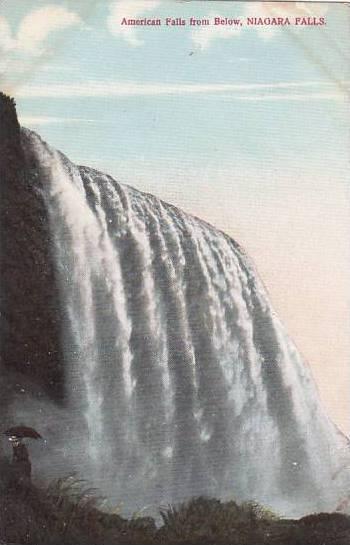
[1,0,350,431]
[1,0,348,174]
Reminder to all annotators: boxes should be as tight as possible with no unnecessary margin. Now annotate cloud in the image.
[244,2,329,40]
[250,2,329,18]
[0,5,81,57]
[0,16,15,52]
[10,80,347,100]
[190,3,330,49]
[19,116,97,126]
[108,0,162,47]
[191,14,241,50]
[228,92,346,102]
[16,5,81,55]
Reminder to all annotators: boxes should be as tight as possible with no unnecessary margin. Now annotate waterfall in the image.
[8,127,348,516]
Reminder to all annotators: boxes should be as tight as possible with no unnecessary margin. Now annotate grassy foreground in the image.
[1,473,350,545]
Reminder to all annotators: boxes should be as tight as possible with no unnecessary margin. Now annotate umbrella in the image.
[3,426,42,440]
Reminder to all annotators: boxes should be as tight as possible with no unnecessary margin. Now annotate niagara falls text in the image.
[119,17,326,27]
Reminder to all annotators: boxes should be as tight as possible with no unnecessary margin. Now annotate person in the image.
[9,436,32,487]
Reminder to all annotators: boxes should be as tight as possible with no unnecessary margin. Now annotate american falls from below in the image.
[4,127,348,518]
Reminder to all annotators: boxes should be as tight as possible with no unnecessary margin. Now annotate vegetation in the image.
[1,467,350,545]
[0,471,155,545]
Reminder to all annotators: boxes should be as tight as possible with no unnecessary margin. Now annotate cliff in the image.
[0,92,64,406]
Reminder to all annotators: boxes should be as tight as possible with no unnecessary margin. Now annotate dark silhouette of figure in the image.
[9,438,32,488]
[12,440,31,478]
[3,426,42,490]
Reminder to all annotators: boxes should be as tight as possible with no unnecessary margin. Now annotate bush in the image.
[158,496,278,544]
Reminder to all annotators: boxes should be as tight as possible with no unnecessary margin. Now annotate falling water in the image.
[14,128,349,516]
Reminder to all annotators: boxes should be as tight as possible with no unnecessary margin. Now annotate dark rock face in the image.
[0,92,64,409]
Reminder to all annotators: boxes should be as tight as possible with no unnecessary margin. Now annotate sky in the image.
[0,0,349,432]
